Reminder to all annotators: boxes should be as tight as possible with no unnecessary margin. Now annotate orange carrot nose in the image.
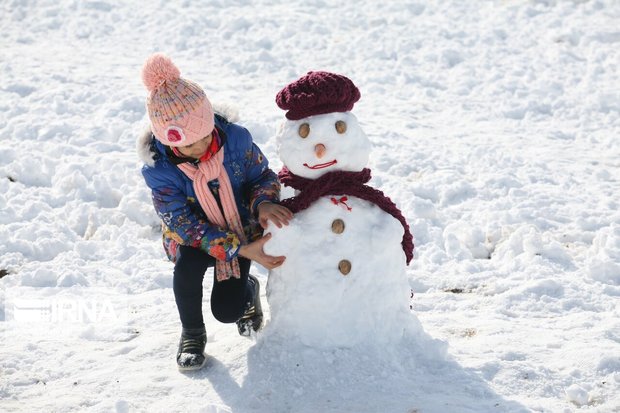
[315,144,326,158]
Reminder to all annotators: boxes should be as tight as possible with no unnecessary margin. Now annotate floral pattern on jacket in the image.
[142,115,280,263]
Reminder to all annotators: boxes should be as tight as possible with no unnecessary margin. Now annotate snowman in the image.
[263,71,423,349]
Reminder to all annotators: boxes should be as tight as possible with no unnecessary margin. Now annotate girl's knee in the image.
[211,302,244,324]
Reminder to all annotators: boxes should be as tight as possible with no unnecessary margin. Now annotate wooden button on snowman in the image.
[263,71,416,348]
[331,219,345,234]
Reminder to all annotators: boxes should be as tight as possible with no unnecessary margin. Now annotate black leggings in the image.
[173,245,252,329]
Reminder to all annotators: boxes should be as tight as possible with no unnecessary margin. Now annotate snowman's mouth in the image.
[303,160,338,169]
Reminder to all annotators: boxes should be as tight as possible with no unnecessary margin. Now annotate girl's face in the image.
[177,132,213,159]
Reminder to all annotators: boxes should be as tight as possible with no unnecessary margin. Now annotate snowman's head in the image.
[276,112,371,179]
[276,71,368,179]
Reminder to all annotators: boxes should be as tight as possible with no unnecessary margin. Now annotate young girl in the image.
[138,53,292,371]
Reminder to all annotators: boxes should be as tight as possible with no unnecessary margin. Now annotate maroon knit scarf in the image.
[278,167,414,264]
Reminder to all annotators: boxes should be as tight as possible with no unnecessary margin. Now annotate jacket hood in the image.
[136,101,240,166]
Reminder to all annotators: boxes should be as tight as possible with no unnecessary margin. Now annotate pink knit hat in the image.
[142,53,214,147]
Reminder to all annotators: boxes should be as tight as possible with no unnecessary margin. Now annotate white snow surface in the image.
[1,1,619,412]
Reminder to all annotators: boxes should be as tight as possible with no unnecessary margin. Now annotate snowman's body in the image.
[264,195,419,348]
[264,94,423,348]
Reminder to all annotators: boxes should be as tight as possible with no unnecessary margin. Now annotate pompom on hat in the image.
[276,71,361,120]
[142,53,214,147]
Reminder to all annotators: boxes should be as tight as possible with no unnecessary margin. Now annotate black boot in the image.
[236,275,263,337]
[176,326,207,371]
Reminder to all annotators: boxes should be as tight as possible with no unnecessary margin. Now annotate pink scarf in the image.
[177,148,246,281]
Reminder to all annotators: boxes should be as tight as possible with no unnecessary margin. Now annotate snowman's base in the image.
[257,322,447,365]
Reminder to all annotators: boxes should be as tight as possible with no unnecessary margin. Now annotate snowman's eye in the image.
[335,120,347,134]
[298,123,310,139]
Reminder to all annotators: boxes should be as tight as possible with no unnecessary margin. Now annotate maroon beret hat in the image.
[276,71,361,120]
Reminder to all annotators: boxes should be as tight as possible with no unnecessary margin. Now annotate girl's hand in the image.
[257,202,293,229]
[238,233,286,269]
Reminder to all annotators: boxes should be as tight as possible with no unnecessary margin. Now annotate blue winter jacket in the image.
[141,115,280,262]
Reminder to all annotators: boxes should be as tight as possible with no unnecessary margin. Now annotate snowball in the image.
[565,384,590,406]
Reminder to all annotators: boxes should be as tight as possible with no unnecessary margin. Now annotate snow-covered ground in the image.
[1,0,619,412]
